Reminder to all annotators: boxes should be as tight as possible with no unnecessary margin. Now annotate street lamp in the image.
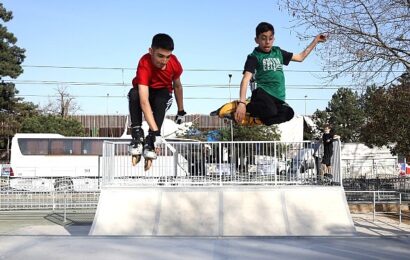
[304,95,307,116]
[106,93,109,115]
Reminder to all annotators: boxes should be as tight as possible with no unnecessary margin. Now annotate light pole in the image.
[228,74,233,142]
[106,93,109,115]
[106,93,109,136]
[304,95,307,116]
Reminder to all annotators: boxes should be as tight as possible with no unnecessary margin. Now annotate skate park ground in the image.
[1,211,410,259]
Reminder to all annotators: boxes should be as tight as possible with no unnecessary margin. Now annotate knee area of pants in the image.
[264,121,274,126]
[287,110,295,120]
[128,88,140,101]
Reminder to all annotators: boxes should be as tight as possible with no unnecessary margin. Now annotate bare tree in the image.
[42,85,80,117]
[277,0,410,86]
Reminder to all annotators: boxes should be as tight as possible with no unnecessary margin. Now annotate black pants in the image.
[128,87,173,132]
[322,144,333,166]
[246,88,294,126]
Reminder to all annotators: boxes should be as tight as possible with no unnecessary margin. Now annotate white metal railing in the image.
[0,190,99,211]
[345,190,404,225]
[342,158,398,179]
[3,176,100,192]
[102,140,342,187]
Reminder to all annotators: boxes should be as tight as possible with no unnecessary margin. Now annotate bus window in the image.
[82,139,103,155]
[18,139,49,155]
[72,140,82,155]
[50,139,75,155]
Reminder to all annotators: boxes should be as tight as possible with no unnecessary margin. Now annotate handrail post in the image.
[399,192,402,225]
[373,191,376,222]
[218,142,222,186]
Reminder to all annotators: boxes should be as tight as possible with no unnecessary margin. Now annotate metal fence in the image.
[0,190,99,211]
[101,140,342,187]
[343,176,410,193]
[0,189,99,223]
[346,190,405,225]
[342,158,398,179]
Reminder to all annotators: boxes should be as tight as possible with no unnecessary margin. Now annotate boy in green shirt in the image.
[214,22,327,126]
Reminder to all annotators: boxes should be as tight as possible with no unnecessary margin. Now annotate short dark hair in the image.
[256,22,274,37]
[151,33,174,51]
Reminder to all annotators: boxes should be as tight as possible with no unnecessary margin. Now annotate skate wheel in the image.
[144,159,152,171]
[132,155,141,166]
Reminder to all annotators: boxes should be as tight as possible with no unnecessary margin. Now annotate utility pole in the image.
[304,95,307,116]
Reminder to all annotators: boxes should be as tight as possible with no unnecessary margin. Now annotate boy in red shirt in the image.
[128,33,186,161]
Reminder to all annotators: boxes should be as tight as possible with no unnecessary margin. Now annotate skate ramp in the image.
[89,186,355,236]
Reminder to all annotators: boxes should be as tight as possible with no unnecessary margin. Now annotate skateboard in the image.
[210,100,263,126]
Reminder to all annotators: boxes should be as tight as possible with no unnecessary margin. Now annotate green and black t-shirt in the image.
[243,47,293,101]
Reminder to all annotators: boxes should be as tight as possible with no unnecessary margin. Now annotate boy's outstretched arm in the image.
[291,34,327,62]
[234,71,253,123]
[173,78,187,124]
[173,78,184,112]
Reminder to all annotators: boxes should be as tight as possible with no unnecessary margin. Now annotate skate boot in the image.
[129,127,144,166]
[211,100,262,126]
[143,131,161,171]
[210,100,242,118]
[239,114,263,126]
[143,131,160,160]
[210,100,259,122]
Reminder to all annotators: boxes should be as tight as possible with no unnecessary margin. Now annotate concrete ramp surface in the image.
[90,186,355,236]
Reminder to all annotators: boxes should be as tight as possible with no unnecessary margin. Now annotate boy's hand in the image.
[234,103,246,123]
[149,130,162,154]
[175,110,187,124]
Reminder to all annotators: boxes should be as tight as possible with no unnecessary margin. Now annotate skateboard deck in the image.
[210,100,263,126]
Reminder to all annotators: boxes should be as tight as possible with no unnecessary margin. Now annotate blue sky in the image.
[3,0,339,116]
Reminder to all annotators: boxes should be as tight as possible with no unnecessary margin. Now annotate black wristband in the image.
[149,130,161,136]
[177,110,186,116]
[238,101,247,106]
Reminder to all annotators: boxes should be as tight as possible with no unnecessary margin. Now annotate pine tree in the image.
[0,3,25,79]
[361,73,410,159]
[312,88,365,142]
[0,3,37,162]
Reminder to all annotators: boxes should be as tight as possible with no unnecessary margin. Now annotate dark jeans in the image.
[246,88,294,126]
[128,87,173,132]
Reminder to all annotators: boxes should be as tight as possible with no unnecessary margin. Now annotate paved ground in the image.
[1,211,410,259]
[1,235,410,260]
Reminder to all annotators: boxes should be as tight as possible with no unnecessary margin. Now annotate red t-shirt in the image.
[132,53,183,93]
